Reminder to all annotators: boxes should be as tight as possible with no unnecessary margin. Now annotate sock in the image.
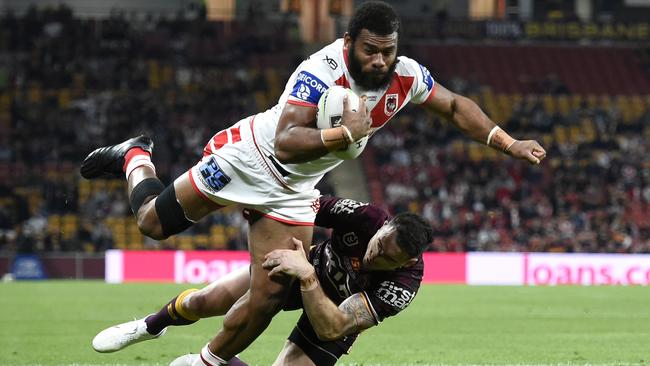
[198,344,228,366]
[144,289,200,335]
[123,147,154,179]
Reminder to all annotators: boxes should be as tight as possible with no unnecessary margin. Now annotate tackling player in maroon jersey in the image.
[93,195,433,366]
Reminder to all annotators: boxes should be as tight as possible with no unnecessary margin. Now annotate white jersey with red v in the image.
[248,38,436,186]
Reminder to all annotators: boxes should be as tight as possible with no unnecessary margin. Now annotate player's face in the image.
[344,29,398,91]
[363,223,412,271]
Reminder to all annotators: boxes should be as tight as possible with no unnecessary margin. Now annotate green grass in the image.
[1,281,649,365]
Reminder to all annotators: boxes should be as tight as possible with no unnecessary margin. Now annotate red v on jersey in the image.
[334,74,350,88]
[370,74,414,128]
[335,72,413,129]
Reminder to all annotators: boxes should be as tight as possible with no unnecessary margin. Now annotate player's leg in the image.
[199,217,313,364]
[272,313,354,366]
[181,266,251,318]
[145,265,251,332]
[92,267,250,353]
[272,341,316,366]
[80,136,221,240]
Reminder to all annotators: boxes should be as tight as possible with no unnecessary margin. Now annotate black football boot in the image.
[80,135,154,179]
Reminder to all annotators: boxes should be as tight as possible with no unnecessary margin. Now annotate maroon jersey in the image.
[310,196,423,323]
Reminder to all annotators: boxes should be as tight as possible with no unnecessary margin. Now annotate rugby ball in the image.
[317,86,369,160]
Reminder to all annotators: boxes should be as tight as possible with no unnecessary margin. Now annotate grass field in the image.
[1,281,649,366]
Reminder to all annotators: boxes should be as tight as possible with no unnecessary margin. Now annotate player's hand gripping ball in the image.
[317,86,369,160]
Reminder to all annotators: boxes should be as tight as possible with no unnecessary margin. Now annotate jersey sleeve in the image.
[400,56,436,105]
[315,195,387,229]
[286,58,335,108]
[363,275,421,323]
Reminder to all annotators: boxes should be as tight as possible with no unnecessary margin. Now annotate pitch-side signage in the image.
[105,250,650,285]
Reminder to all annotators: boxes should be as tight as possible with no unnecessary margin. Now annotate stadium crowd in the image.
[0,6,648,254]
[369,96,650,253]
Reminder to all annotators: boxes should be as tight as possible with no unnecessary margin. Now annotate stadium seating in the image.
[364,93,650,253]
[0,6,648,254]
[410,43,650,95]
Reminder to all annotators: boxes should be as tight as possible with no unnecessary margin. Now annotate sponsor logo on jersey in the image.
[418,63,434,92]
[323,55,338,70]
[198,156,231,193]
[296,84,310,100]
[342,232,359,247]
[291,71,328,105]
[374,280,415,310]
[384,94,398,115]
[330,198,367,215]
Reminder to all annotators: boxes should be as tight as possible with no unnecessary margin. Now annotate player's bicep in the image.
[337,292,378,335]
[277,102,318,134]
[274,103,322,162]
[422,82,456,119]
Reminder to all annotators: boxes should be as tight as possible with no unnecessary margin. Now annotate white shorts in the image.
[187,116,320,225]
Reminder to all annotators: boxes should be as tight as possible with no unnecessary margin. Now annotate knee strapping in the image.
[130,178,165,214]
[155,184,193,237]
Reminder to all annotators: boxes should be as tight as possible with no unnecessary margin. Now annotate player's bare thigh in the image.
[272,340,315,366]
[246,216,313,309]
[185,266,251,318]
[248,217,313,263]
[174,171,226,221]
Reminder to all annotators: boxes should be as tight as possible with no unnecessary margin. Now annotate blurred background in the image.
[0,0,649,280]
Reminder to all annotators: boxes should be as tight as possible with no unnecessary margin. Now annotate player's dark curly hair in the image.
[390,213,433,258]
[347,1,400,40]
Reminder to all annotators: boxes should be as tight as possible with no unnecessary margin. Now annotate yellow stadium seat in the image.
[553,125,567,144]
[179,236,193,251]
[569,125,581,143]
[581,119,596,143]
[584,94,596,108]
[108,180,123,191]
[193,234,209,249]
[570,94,583,109]
[598,95,612,108]
[163,236,179,249]
[542,94,555,114]
[114,235,128,249]
[48,215,61,234]
[557,95,570,115]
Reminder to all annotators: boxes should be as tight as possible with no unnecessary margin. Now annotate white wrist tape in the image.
[486,126,501,146]
[341,125,354,144]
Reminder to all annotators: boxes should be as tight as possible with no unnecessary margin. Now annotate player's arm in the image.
[301,284,377,341]
[262,238,377,341]
[273,104,329,163]
[423,82,546,165]
[274,97,370,164]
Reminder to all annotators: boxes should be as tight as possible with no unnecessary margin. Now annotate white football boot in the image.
[169,354,200,366]
[92,315,167,353]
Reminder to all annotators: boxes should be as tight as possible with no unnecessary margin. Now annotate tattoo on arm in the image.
[339,293,377,333]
